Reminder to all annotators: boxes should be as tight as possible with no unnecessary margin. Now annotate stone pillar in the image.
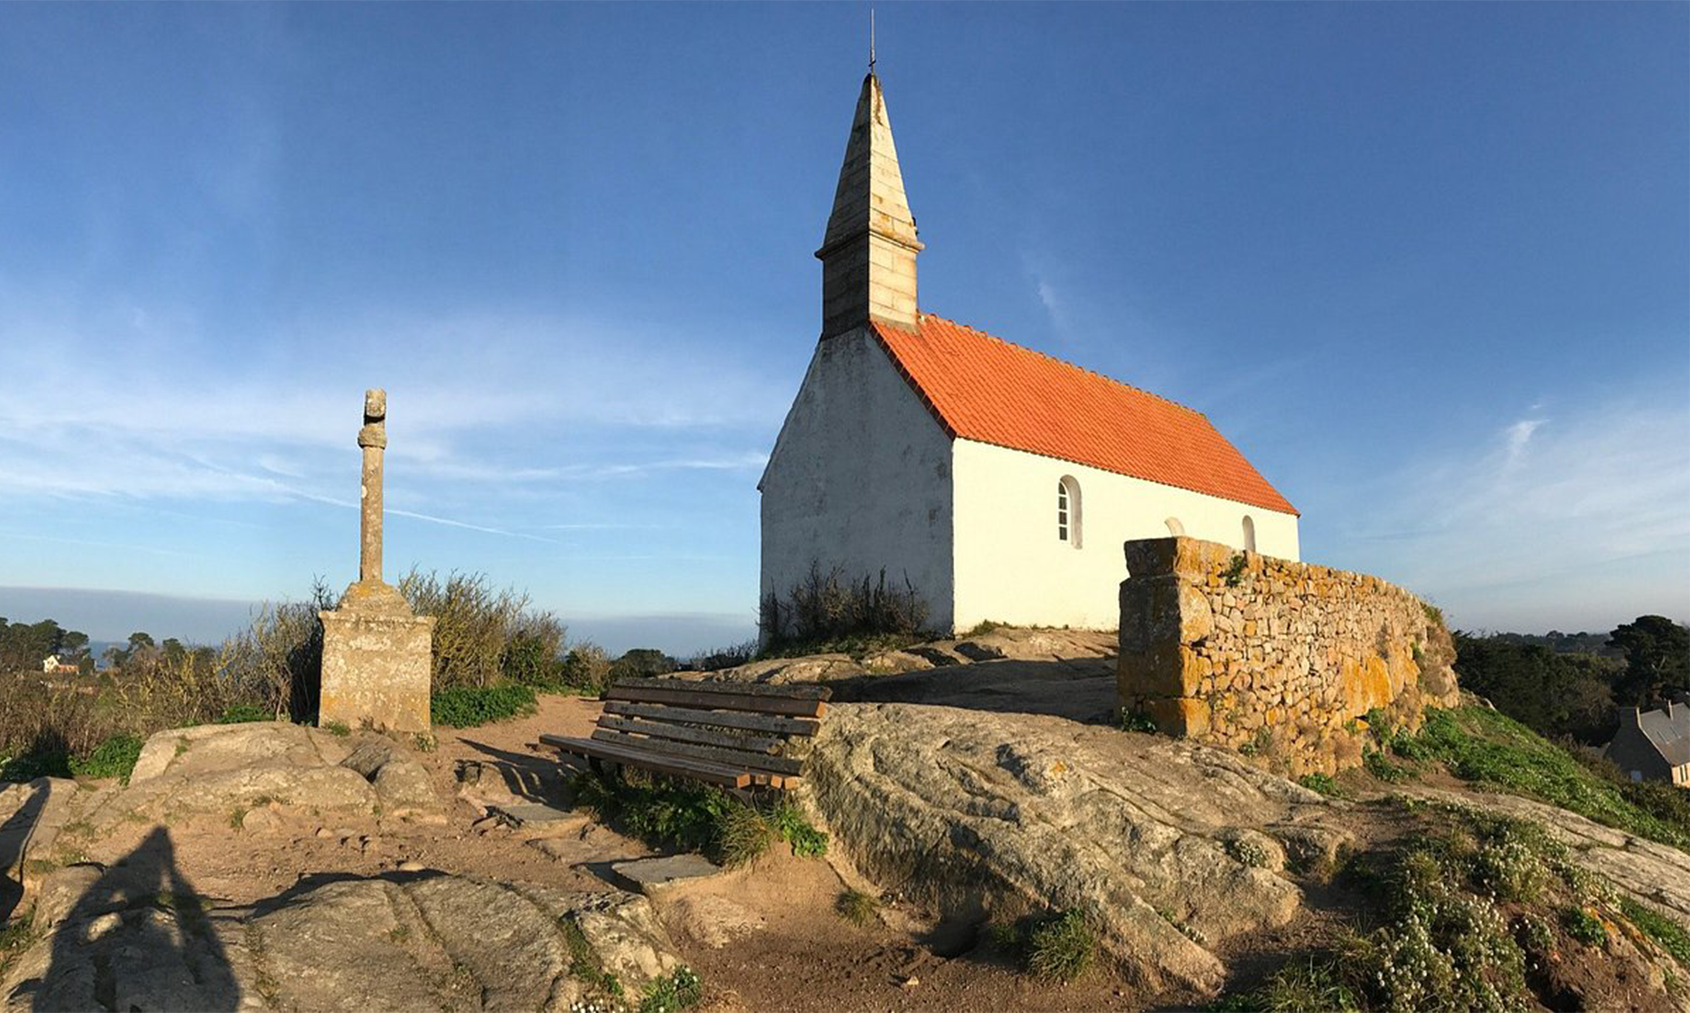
[359,389,386,583]
[319,388,435,735]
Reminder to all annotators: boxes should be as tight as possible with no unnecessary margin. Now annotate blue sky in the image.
[1,2,1685,653]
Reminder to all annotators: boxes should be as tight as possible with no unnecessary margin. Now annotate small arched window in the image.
[1057,476,1081,548]
[1165,517,1185,536]
[1242,515,1257,552]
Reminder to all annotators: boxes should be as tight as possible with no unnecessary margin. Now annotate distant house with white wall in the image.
[759,71,1300,634]
[41,654,73,674]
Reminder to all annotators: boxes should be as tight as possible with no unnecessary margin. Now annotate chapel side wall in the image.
[951,442,1299,632]
[759,327,955,633]
[1117,536,1459,777]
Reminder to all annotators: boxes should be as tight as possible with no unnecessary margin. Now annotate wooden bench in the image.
[540,677,831,790]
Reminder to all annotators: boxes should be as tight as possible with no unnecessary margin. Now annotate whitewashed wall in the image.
[950,440,1299,631]
[759,328,956,631]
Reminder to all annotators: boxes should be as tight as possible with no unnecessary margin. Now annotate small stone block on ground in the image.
[487,803,588,838]
[609,854,724,893]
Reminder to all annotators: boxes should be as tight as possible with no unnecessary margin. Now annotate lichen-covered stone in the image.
[1118,537,1459,774]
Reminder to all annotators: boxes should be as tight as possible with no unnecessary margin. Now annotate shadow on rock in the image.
[0,783,49,923]
[459,738,570,803]
[827,657,1120,724]
[21,827,239,1012]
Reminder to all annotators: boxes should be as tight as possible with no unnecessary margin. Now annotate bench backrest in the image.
[591,676,831,782]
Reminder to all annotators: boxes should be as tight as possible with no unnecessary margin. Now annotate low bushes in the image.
[1215,801,1688,1012]
[571,769,826,867]
[430,684,537,729]
[758,563,929,656]
[1,731,143,784]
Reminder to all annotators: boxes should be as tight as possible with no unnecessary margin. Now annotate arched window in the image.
[1242,515,1257,552]
[1057,476,1081,548]
[1165,517,1185,536]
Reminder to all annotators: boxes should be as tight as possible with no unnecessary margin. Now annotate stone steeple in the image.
[816,72,923,338]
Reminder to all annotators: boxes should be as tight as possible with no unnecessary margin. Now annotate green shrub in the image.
[1298,773,1342,796]
[1119,708,1160,734]
[556,645,612,695]
[397,569,566,691]
[572,770,826,866]
[215,703,272,724]
[1564,906,1607,946]
[430,684,537,728]
[68,733,143,782]
[1026,909,1097,983]
[499,633,555,688]
[768,797,828,858]
[1363,749,1410,784]
[0,750,71,783]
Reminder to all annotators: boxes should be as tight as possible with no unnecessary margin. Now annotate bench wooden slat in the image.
[611,676,831,702]
[601,700,822,737]
[597,715,785,755]
[590,728,804,776]
[539,734,751,789]
[605,684,827,718]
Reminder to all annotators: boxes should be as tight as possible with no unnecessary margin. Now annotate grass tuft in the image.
[835,889,879,926]
[1024,909,1098,983]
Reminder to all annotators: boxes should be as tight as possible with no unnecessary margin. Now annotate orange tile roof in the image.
[870,315,1299,515]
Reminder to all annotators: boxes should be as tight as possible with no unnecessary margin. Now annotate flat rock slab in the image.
[610,855,723,892]
[1,867,684,1012]
[489,803,589,839]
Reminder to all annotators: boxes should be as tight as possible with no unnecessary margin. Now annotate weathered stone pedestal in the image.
[316,387,435,735]
[320,580,435,735]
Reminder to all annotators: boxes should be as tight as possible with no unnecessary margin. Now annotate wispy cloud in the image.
[1503,416,1546,466]
[1326,386,1690,631]
[0,295,784,522]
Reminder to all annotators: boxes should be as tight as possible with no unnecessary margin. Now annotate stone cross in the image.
[320,385,435,735]
[358,388,387,584]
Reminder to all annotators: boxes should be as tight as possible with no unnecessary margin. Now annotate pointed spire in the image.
[816,71,923,337]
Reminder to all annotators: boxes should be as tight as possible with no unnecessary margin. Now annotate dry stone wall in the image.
[1117,537,1458,777]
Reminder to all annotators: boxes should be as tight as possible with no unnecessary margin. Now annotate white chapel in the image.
[759,72,1300,633]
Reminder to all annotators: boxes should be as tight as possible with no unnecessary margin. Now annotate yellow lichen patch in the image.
[1145,697,1211,737]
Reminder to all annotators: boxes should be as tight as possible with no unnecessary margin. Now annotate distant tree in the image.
[161,638,188,667]
[1609,616,1690,709]
[610,648,678,681]
[127,631,156,652]
[1454,633,1624,744]
[59,629,90,661]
